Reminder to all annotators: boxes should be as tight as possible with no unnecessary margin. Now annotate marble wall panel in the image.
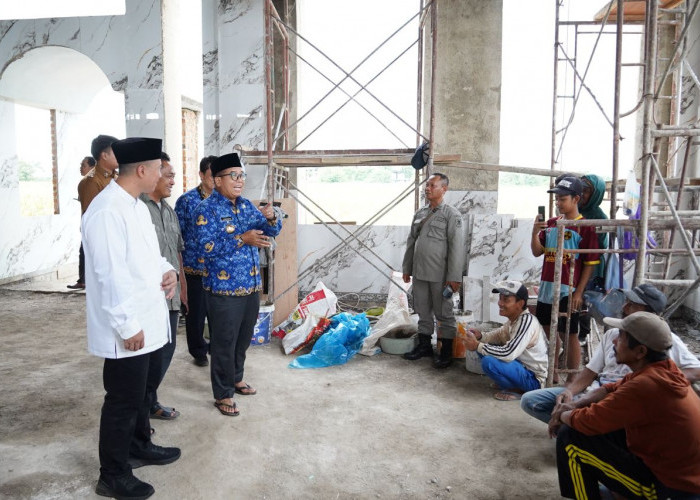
[218,83,265,151]
[297,224,409,295]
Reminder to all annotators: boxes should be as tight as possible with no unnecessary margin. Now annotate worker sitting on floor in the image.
[520,283,700,426]
[553,312,700,499]
[463,281,548,401]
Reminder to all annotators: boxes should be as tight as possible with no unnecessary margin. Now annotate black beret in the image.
[211,153,243,176]
[112,137,162,165]
[90,134,118,160]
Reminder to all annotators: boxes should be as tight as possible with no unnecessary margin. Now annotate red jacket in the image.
[570,359,700,493]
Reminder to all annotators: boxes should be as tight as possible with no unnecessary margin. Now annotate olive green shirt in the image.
[402,201,465,283]
[139,194,184,311]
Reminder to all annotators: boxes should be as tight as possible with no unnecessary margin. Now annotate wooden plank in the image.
[257,198,298,327]
[594,0,684,23]
[245,152,461,167]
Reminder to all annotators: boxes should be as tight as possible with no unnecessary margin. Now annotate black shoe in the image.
[128,445,181,469]
[193,356,208,367]
[67,281,85,290]
[95,472,154,499]
[433,338,454,369]
[403,335,434,360]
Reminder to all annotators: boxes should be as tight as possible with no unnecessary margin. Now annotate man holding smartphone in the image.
[401,173,465,369]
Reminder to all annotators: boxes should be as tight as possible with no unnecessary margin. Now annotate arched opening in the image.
[0,46,125,280]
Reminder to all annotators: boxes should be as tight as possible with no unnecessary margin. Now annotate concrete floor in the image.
[0,286,561,499]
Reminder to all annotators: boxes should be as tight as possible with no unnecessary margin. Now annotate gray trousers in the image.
[412,278,456,339]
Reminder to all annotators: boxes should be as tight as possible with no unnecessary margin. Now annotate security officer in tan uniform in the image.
[402,173,465,368]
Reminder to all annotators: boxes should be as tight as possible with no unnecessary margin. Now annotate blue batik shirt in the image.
[193,190,282,296]
[175,185,210,276]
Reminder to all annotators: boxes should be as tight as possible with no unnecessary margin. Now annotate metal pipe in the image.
[289,47,411,148]
[427,0,438,178]
[273,9,429,144]
[546,218,567,388]
[611,0,623,220]
[654,0,700,99]
[549,0,561,218]
[293,39,419,149]
[651,128,700,137]
[663,275,700,318]
[416,0,425,212]
[636,0,658,286]
[264,0,276,304]
[651,155,700,275]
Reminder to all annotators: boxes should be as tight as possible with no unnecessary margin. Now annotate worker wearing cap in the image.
[401,172,465,369]
[521,283,700,424]
[554,311,700,499]
[193,152,282,417]
[82,137,181,499]
[531,175,600,376]
[463,281,548,401]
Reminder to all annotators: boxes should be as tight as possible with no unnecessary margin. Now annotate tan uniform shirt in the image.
[402,201,465,283]
[77,165,117,214]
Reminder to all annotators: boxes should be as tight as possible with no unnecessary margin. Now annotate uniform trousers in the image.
[99,347,163,478]
[78,243,85,284]
[205,291,259,400]
[412,278,456,339]
[184,274,209,360]
[556,426,699,500]
[148,310,178,408]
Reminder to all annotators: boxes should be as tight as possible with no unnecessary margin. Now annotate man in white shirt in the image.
[463,281,549,401]
[82,137,180,500]
[520,283,700,427]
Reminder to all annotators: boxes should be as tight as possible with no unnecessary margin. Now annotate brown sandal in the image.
[234,383,257,396]
[214,400,240,417]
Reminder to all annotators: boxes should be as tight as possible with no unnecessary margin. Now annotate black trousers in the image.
[99,347,163,478]
[78,243,85,284]
[184,274,209,359]
[205,291,259,400]
[556,425,699,500]
[148,311,178,408]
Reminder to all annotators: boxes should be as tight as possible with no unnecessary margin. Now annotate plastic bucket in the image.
[252,305,274,345]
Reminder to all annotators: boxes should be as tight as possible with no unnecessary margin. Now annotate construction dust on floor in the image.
[0,289,560,499]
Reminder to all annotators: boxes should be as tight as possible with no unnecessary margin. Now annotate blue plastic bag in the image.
[288,312,370,369]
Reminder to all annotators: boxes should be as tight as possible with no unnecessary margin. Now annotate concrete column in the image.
[424,0,503,192]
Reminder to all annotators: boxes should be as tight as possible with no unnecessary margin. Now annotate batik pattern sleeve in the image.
[175,188,206,275]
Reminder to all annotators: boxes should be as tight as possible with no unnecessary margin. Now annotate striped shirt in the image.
[477,310,549,386]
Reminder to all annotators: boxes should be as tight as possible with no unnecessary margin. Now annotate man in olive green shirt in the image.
[139,152,185,421]
[402,173,465,368]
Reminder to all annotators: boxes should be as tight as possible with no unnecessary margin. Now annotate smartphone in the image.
[538,205,546,222]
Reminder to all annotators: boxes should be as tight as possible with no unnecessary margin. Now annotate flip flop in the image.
[494,391,522,401]
[150,403,180,420]
[234,383,257,396]
[214,400,240,417]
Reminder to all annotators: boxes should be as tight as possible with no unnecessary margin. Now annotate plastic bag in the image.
[274,281,338,339]
[289,313,371,369]
[290,317,331,355]
[623,170,640,216]
[359,272,413,356]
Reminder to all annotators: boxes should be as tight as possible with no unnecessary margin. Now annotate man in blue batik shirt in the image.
[193,152,282,417]
[174,155,216,367]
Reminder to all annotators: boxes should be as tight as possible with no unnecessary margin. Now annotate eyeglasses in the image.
[218,172,247,181]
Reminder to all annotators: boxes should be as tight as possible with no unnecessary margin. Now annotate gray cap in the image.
[622,283,667,315]
[603,311,672,352]
[492,280,529,302]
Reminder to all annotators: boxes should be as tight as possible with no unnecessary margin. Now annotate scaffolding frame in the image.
[546,0,700,386]
[249,0,447,303]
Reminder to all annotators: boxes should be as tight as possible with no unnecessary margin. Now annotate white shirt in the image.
[82,181,174,359]
[585,328,700,390]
